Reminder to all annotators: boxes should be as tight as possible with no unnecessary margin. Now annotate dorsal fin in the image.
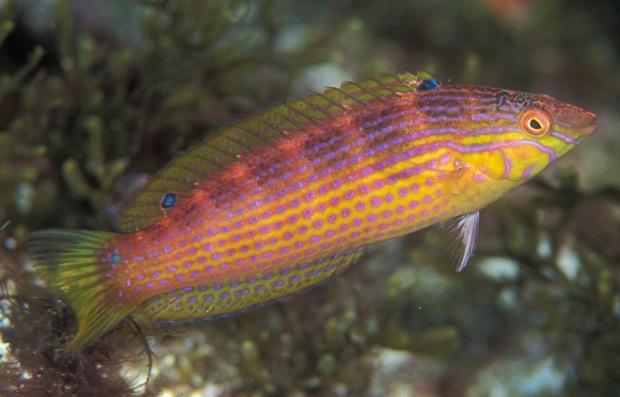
[119,72,438,232]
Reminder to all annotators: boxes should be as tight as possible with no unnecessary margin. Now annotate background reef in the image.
[0,0,619,396]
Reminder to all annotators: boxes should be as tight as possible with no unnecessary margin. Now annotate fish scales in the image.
[26,72,596,352]
[118,108,440,292]
[118,90,478,301]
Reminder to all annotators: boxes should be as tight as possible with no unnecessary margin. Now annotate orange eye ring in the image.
[520,108,553,137]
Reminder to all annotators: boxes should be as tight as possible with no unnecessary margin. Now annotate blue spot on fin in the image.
[161,192,176,209]
[418,77,441,91]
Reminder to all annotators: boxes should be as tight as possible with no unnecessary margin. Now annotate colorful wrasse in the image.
[27,72,596,352]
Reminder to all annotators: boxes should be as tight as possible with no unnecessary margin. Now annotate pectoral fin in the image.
[445,211,480,271]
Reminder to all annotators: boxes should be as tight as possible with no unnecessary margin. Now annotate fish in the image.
[26,72,597,352]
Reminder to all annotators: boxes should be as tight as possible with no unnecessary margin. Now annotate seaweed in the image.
[0,0,328,394]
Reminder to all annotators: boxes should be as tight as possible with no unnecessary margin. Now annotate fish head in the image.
[465,88,597,183]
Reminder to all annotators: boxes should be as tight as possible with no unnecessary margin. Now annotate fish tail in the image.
[26,229,132,353]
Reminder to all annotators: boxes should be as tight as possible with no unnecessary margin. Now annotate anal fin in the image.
[141,248,365,322]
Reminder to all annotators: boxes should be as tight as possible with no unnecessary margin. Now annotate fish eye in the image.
[520,108,553,137]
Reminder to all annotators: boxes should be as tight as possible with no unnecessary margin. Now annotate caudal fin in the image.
[26,229,133,353]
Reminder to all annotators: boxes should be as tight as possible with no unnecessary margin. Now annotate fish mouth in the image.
[564,109,597,138]
[579,111,598,137]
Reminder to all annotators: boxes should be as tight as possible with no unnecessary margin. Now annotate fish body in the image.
[27,72,596,352]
